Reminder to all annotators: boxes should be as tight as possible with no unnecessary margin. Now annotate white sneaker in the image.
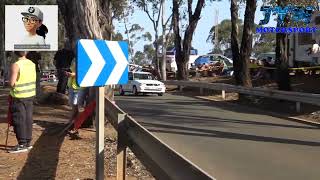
[8,145,28,153]
[26,144,33,150]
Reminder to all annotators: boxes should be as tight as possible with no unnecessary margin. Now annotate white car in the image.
[119,72,166,96]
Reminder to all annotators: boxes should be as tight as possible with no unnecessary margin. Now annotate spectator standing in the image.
[8,51,36,153]
[54,48,74,94]
[66,61,85,137]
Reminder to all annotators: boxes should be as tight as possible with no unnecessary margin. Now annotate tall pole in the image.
[214,9,219,52]
[161,0,167,81]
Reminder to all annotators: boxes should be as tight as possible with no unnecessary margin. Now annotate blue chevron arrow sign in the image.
[76,39,129,87]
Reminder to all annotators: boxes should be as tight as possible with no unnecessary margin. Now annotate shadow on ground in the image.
[17,120,66,180]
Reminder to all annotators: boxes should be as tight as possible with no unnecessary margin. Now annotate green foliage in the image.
[132,0,162,14]
[207,19,244,48]
[133,51,145,65]
[207,19,268,54]
[142,32,152,42]
[253,33,276,55]
[127,24,144,34]
[157,33,175,48]
[124,24,150,56]
[111,0,130,20]
[112,32,124,41]
[143,44,155,61]
[132,44,155,65]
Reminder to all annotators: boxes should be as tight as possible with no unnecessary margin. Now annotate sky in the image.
[115,1,277,55]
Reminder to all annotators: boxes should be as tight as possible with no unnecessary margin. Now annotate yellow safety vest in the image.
[67,63,82,90]
[10,58,36,98]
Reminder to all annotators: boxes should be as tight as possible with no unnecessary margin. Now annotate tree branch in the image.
[156,1,162,29]
[165,13,173,27]
[172,0,182,54]
[143,2,157,30]
[191,0,204,22]
[165,20,173,43]
[187,0,192,21]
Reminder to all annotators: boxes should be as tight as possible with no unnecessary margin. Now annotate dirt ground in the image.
[0,86,154,180]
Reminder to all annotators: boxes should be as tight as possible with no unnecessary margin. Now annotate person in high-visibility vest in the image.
[8,51,36,153]
[65,60,85,137]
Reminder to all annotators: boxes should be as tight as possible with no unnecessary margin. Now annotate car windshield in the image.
[133,73,153,80]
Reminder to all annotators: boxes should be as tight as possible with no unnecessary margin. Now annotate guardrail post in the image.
[200,87,204,95]
[117,114,127,180]
[296,102,301,113]
[222,90,226,100]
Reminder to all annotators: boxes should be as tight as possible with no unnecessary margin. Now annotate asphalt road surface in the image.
[115,93,320,180]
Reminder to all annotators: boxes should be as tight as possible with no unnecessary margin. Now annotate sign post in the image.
[77,40,128,180]
[96,87,105,179]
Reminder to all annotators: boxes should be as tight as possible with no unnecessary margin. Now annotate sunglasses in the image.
[22,17,40,24]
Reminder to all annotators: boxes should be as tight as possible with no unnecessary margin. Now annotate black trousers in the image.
[11,97,34,145]
[56,69,69,94]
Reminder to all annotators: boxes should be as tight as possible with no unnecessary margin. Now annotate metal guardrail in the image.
[164,80,320,112]
[105,98,215,180]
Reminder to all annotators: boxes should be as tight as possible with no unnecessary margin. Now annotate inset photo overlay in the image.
[5,5,58,51]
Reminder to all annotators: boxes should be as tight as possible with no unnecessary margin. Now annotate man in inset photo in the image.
[20,6,47,45]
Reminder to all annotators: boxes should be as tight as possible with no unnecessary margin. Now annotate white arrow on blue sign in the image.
[76,39,129,87]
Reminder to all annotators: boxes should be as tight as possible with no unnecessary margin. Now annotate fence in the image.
[164,80,320,113]
[105,98,215,180]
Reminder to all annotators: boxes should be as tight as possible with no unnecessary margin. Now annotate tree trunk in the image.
[57,0,113,128]
[172,0,184,80]
[161,0,167,81]
[124,17,132,62]
[276,33,291,91]
[176,60,188,80]
[239,0,256,87]
[0,2,5,78]
[57,0,104,49]
[154,32,161,79]
[172,0,204,80]
[275,0,291,91]
[230,0,242,85]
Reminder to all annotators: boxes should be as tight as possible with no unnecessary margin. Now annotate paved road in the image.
[115,93,320,180]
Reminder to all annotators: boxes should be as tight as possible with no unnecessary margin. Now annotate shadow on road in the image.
[141,122,320,147]
[116,96,319,130]
[169,90,320,117]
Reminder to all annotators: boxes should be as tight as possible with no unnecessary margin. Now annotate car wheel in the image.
[119,86,125,96]
[132,86,138,96]
[158,93,163,96]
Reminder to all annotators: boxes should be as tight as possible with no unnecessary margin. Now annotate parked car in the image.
[257,52,276,66]
[41,73,57,82]
[119,72,166,96]
[193,54,233,68]
[191,54,234,76]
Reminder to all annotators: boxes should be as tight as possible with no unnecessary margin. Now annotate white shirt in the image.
[20,34,45,45]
